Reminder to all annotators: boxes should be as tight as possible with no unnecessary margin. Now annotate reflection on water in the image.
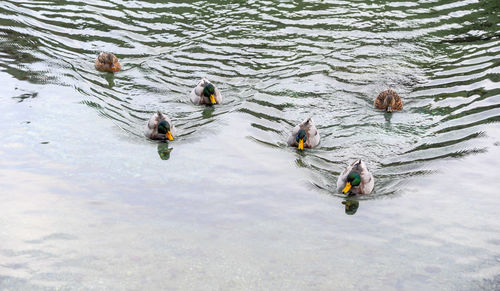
[201,106,215,119]
[104,72,115,88]
[383,111,394,124]
[157,143,172,160]
[342,199,359,215]
[0,0,499,289]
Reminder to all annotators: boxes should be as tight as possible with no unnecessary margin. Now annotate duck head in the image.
[383,94,395,112]
[296,129,307,150]
[342,171,361,194]
[98,53,115,68]
[203,83,217,105]
[158,120,174,141]
[105,53,115,68]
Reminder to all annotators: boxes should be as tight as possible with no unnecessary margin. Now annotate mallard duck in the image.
[95,52,121,73]
[337,159,374,195]
[374,89,403,112]
[190,78,222,105]
[287,117,320,150]
[145,111,176,141]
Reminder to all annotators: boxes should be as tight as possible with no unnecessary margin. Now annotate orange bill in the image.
[298,139,304,150]
[209,94,216,104]
[166,131,174,141]
[342,182,352,194]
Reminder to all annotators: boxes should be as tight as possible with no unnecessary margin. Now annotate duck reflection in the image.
[342,199,359,215]
[384,111,393,123]
[157,143,173,160]
[202,107,214,119]
[105,72,115,88]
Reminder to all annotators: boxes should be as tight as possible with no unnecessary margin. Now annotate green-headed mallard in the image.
[95,52,121,73]
[145,111,176,141]
[374,89,403,112]
[337,159,374,194]
[190,78,222,105]
[287,117,320,150]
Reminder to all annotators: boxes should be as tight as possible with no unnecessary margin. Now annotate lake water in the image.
[1,0,499,290]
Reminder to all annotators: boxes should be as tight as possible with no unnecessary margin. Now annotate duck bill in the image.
[342,182,352,194]
[166,131,174,141]
[298,139,304,150]
[209,94,216,104]
[386,105,393,113]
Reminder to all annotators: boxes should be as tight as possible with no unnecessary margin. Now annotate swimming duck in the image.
[374,89,403,112]
[337,159,374,195]
[287,117,320,150]
[190,78,222,105]
[145,111,176,141]
[95,52,121,73]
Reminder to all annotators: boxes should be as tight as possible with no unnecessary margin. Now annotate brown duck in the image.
[374,89,403,112]
[95,52,121,73]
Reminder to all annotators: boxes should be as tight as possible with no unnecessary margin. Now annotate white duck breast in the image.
[287,117,320,149]
[145,111,177,140]
[190,78,222,105]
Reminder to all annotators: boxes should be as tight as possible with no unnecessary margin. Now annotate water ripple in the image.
[0,0,499,199]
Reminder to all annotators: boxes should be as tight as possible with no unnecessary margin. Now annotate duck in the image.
[145,111,176,141]
[190,78,222,105]
[374,89,403,112]
[337,159,374,195]
[287,117,320,150]
[95,52,121,73]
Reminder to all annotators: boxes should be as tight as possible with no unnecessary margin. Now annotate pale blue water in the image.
[1,0,499,290]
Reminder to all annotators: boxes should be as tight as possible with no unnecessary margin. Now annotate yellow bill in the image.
[342,182,352,194]
[166,131,174,141]
[209,94,216,104]
[298,139,304,150]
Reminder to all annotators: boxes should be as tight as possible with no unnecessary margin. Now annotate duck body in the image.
[337,159,374,195]
[95,52,121,73]
[145,111,176,141]
[287,117,320,150]
[190,78,222,105]
[374,89,403,112]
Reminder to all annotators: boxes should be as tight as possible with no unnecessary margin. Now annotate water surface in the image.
[1,0,499,290]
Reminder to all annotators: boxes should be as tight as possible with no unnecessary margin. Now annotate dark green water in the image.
[1,0,499,290]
